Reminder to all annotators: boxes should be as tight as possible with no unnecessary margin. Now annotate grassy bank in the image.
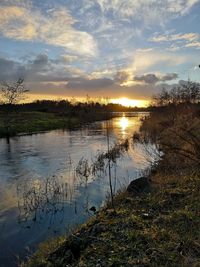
[0,111,112,138]
[25,167,200,267]
[24,103,200,267]
[0,112,79,137]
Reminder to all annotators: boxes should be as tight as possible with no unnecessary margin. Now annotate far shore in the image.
[0,108,150,139]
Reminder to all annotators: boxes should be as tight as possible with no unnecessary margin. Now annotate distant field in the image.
[0,111,79,137]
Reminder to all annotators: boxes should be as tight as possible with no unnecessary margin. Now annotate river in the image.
[0,112,156,267]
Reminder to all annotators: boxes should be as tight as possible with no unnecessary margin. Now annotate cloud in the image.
[0,54,87,83]
[66,0,199,56]
[150,32,199,42]
[160,73,178,81]
[0,54,165,99]
[114,71,131,84]
[28,78,174,100]
[0,6,37,40]
[95,0,199,25]
[167,44,182,52]
[28,54,49,73]
[66,77,114,90]
[0,51,190,103]
[131,49,188,74]
[59,55,78,63]
[0,5,97,57]
[134,74,159,84]
[185,41,200,48]
[134,73,178,84]
[0,57,25,80]
[64,81,168,99]
[0,54,182,101]
[150,32,200,50]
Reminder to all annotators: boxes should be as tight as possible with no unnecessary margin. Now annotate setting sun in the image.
[111,98,148,107]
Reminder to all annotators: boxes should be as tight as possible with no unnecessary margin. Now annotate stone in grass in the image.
[127,177,151,195]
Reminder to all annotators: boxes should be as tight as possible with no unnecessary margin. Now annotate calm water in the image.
[0,113,155,267]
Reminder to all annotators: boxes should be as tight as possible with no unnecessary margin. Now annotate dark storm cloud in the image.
[0,58,15,73]
[62,81,165,99]
[0,55,48,80]
[66,77,114,89]
[0,57,24,81]
[0,54,75,82]
[160,73,178,81]
[0,54,114,97]
[33,54,48,65]
[134,74,159,84]
[114,71,130,83]
[30,54,49,71]
[134,73,178,84]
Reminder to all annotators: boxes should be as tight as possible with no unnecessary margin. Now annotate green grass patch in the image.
[0,111,80,137]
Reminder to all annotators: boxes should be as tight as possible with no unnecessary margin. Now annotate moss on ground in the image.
[25,169,200,267]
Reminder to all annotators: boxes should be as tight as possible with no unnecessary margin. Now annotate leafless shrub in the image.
[0,78,29,105]
[17,177,68,225]
[152,81,200,106]
[76,158,91,186]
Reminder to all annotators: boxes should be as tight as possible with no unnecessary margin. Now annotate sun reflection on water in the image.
[119,115,129,136]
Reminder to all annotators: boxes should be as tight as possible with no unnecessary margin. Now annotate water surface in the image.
[0,113,155,266]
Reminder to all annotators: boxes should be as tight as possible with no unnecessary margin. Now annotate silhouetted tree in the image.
[0,78,28,105]
[0,78,29,140]
[153,81,200,106]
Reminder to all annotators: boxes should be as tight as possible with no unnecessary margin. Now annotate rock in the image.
[89,206,97,213]
[127,177,151,195]
[90,223,107,236]
[49,235,85,264]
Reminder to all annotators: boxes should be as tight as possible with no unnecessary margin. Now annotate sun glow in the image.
[26,94,149,108]
[111,97,148,107]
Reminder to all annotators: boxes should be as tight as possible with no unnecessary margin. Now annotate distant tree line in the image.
[0,78,151,115]
[0,100,147,113]
[0,98,149,114]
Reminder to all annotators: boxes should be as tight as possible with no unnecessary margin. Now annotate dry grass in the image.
[24,167,200,267]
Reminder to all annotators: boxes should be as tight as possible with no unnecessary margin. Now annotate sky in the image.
[0,0,200,106]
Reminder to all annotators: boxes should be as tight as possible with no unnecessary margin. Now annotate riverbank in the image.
[0,111,113,138]
[25,166,200,267]
[24,104,200,267]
